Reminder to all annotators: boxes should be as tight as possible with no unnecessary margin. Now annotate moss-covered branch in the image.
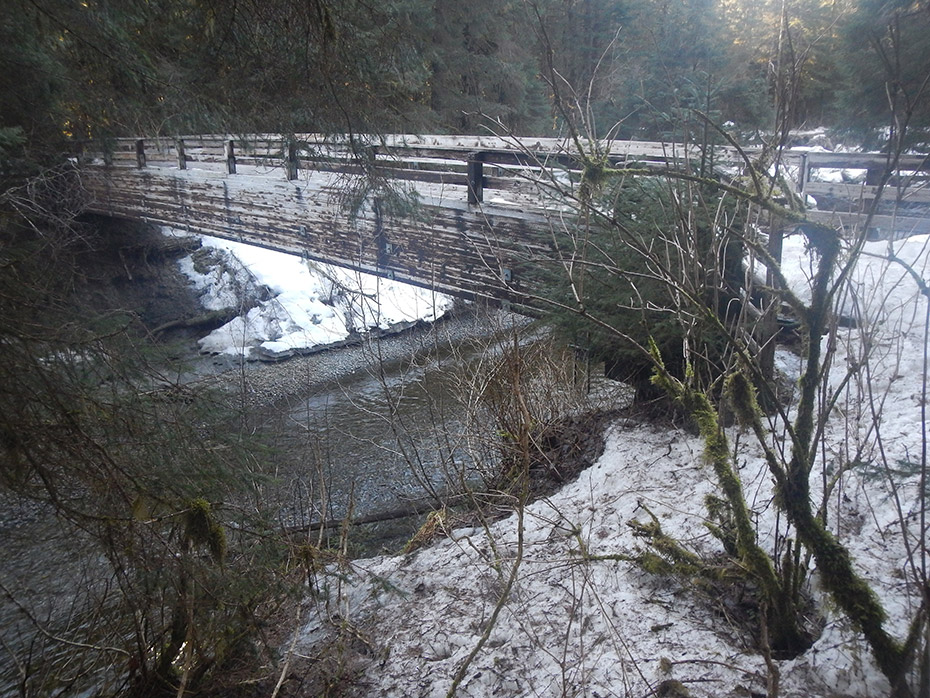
[649,341,807,651]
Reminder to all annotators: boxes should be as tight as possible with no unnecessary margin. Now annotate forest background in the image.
[2,0,930,696]
[2,0,929,163]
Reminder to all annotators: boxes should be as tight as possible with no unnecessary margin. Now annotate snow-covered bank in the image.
[168,229,454,360]
[293,233,930,697]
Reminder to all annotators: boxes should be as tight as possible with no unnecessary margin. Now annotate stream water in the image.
[260,342,483,545]
[0,310,523,694]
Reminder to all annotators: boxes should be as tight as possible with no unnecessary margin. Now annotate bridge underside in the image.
[82,167,558,305]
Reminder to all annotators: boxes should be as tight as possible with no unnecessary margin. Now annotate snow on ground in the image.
[294,234,930,697]
[167,229,453,359]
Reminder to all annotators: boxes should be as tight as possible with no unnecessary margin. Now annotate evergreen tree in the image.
[543,174,745,407]
[424,0,549,133]
[0,4,68,166]
[530,0,630,136]
[837,0,930,147]
[616,0,775,140]
[1,0,438,148]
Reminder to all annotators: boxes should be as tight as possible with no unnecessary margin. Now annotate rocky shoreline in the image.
[181,304,533,409]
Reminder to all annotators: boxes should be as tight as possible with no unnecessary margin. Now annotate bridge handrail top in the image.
[100,131,717,151]
[84,133,928,172]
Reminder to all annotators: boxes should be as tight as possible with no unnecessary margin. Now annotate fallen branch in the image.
[150,308,239,336]
[281,493,476,535]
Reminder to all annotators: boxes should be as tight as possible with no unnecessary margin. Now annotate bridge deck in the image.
[80,134,930,303]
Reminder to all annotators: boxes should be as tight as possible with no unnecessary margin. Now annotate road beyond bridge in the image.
[80,134,930,305]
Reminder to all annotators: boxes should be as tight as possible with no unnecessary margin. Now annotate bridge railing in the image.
[79,134,762,225]
[81,134,930,236]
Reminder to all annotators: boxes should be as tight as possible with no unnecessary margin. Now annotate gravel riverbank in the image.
[183,304,533,409]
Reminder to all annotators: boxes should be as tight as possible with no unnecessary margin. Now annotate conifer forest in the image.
[2,1,930,696]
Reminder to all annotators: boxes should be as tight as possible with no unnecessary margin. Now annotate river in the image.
[249,306,551,550]
[0,307,536,695]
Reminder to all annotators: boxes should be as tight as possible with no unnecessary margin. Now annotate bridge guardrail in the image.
[80,134,930,237]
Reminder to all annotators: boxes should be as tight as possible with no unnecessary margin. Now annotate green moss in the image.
[651,349,816,653]
[628,513,703,576]
[184,498,226,564]
[579,156,610,202]
[704,494,738,557]
[725,370,760,427]
[637,551,676,575]
[207,521,227,564]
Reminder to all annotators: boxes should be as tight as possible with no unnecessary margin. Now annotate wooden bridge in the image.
[79,134,930,304]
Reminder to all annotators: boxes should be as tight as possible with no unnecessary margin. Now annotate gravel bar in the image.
[181,305,534,409]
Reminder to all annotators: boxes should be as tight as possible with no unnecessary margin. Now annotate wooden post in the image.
[225,139,236,174]
[285,140,298,181]
[863,161,886,219]
[73,140,86,167]
[374,197,389,272]
[176,139,186,170]
[797,153,808,196]
[135,139,146,168]
[759,215,785,384]
[865,163,883,186]
[467,153,484,204]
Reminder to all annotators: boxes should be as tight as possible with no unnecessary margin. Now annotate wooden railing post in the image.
[797,152,808,195]
[225,139,237,174]
[285,139,298,181]
[176,139,186,170]
[759,214,785,384]
[467,153,484,204]
[135,139,146,168]
[72,140,86,167]
[863,161,886,217]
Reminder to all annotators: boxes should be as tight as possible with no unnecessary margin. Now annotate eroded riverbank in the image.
[0,228,627,695]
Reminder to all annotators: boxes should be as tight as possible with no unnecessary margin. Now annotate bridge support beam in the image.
[797,153,808,194]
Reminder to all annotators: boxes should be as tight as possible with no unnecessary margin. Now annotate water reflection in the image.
[262,349,483,531]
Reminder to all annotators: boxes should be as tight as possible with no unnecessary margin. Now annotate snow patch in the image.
[294,233,930,696]
[166,229,454,359]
